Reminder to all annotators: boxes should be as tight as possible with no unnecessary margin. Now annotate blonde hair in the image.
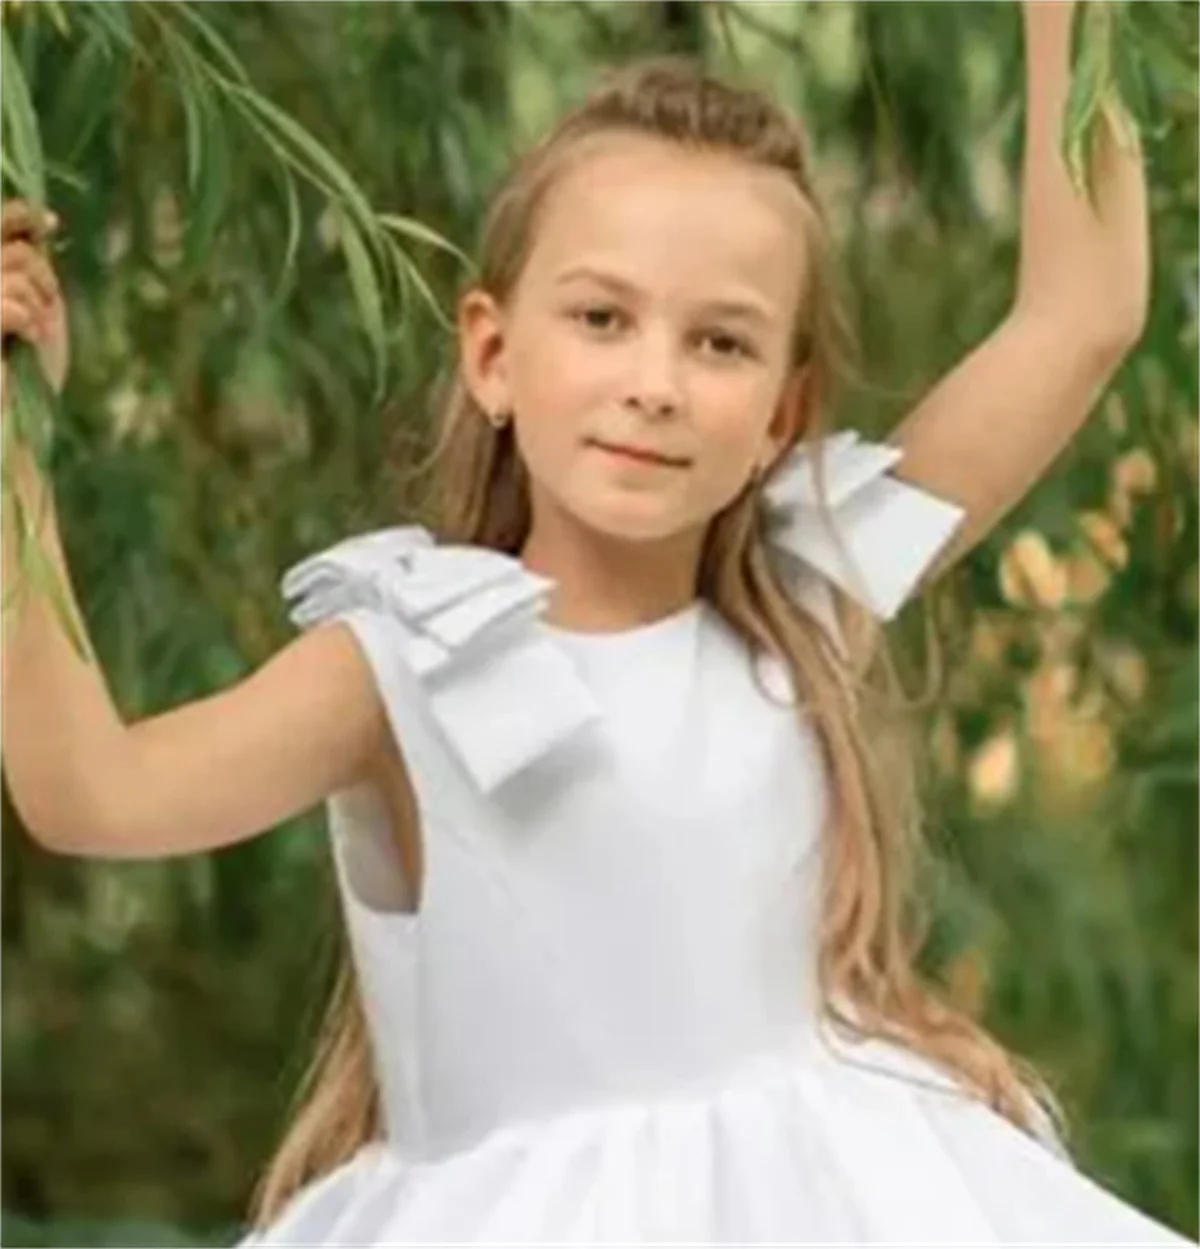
[250,56,1067,1226]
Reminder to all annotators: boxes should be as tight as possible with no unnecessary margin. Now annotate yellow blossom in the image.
[969,731,1019,808]
[1078,511,1129,569]
[999,531,1068,609]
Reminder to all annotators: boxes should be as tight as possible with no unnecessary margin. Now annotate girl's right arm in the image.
[2,203,391,861]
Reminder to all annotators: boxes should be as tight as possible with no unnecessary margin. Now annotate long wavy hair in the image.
[250,56,1068,1226]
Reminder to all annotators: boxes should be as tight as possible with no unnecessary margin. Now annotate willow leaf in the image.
[168,0,251,86]
[45,161,89,194]
[56,35,127,168]
[37,0,70,35]
[338,210,389,394]
[8,347,54,468]
[388,239,453,333]
[0,476,25,617]
[1127,0,1198,83]
[378,212,472,269]
[20,510,91,662]
[173,38,205,193]
[175,47,231,280]
[229,84,377,236]
[155,20,410,362]
[77,0,138,56]
[1111,23,1152,132]
[0,21,46,204]
[235,105,352,239]
[0,146,26,195]
[270,164,302,311]
[229,90,403,369]
[1062,2,1112,203]
[0,368,88,663]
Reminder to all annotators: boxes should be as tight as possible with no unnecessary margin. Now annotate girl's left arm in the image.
[889,0,1150,583]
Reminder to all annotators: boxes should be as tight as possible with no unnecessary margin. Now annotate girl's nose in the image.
[625,391,679,420]
[623,335,683,420]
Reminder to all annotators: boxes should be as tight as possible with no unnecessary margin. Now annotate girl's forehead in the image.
[523,135,808,309]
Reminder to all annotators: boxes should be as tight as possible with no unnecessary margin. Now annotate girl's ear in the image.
[458,288,511,414]
[764,363,816,462]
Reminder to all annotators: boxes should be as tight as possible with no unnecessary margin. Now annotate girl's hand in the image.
[1,200,69,404]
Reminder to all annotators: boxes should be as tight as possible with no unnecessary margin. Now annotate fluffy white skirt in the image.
[240,1036,1191,1246]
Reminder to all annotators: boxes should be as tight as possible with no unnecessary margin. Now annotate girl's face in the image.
[460,134,811,546]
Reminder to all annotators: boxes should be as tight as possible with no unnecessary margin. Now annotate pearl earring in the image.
[486,408,512,431]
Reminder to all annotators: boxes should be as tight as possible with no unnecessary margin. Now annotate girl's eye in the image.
[698,330,754,360]
[567,307,753,359]
[572,305,625,333]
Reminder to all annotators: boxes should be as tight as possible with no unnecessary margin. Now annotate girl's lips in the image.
[589,439,690,468]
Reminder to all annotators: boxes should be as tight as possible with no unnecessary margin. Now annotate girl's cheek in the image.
[557,340,620,397]
[693,416,768,498]
[701,392,770,457]
[522,334,588,398]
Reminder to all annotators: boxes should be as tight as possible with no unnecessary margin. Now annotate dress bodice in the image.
[319,592,831,1160]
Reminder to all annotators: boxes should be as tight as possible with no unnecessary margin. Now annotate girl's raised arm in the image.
[887,0,1150,582]
[2,205,392,861]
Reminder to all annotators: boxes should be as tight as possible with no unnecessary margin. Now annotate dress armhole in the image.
[329,779,417,918]
[322,607,439,923]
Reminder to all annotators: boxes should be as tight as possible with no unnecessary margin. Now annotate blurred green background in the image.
[1,2,1196,1245]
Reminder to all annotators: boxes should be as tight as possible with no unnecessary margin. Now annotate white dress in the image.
[244,437,1192,1245]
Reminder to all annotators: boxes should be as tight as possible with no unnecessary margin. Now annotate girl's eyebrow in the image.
[553,264,776,328]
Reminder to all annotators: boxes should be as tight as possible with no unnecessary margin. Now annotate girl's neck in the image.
[519,510,704,634]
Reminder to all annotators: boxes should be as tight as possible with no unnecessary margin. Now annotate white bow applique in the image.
[282,527,601,793]
[761,431,966,624]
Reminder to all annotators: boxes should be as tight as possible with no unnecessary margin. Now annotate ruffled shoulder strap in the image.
[762,431,965,649]
[281,525,600,794]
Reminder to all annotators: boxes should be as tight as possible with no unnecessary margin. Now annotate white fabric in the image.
[762,431,965,655]
[282,531,599,792]
[762,430,966,622]
[248,437,1191,1245]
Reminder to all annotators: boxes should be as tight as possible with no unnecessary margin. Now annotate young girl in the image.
[2,5,1190,1244]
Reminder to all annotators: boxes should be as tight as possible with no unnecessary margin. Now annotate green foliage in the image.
[1,0,464,658]
[1,1,1195,1243]
[1,1209,227,1247]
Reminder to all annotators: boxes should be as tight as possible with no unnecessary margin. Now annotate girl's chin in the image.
[565,496,698,544]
